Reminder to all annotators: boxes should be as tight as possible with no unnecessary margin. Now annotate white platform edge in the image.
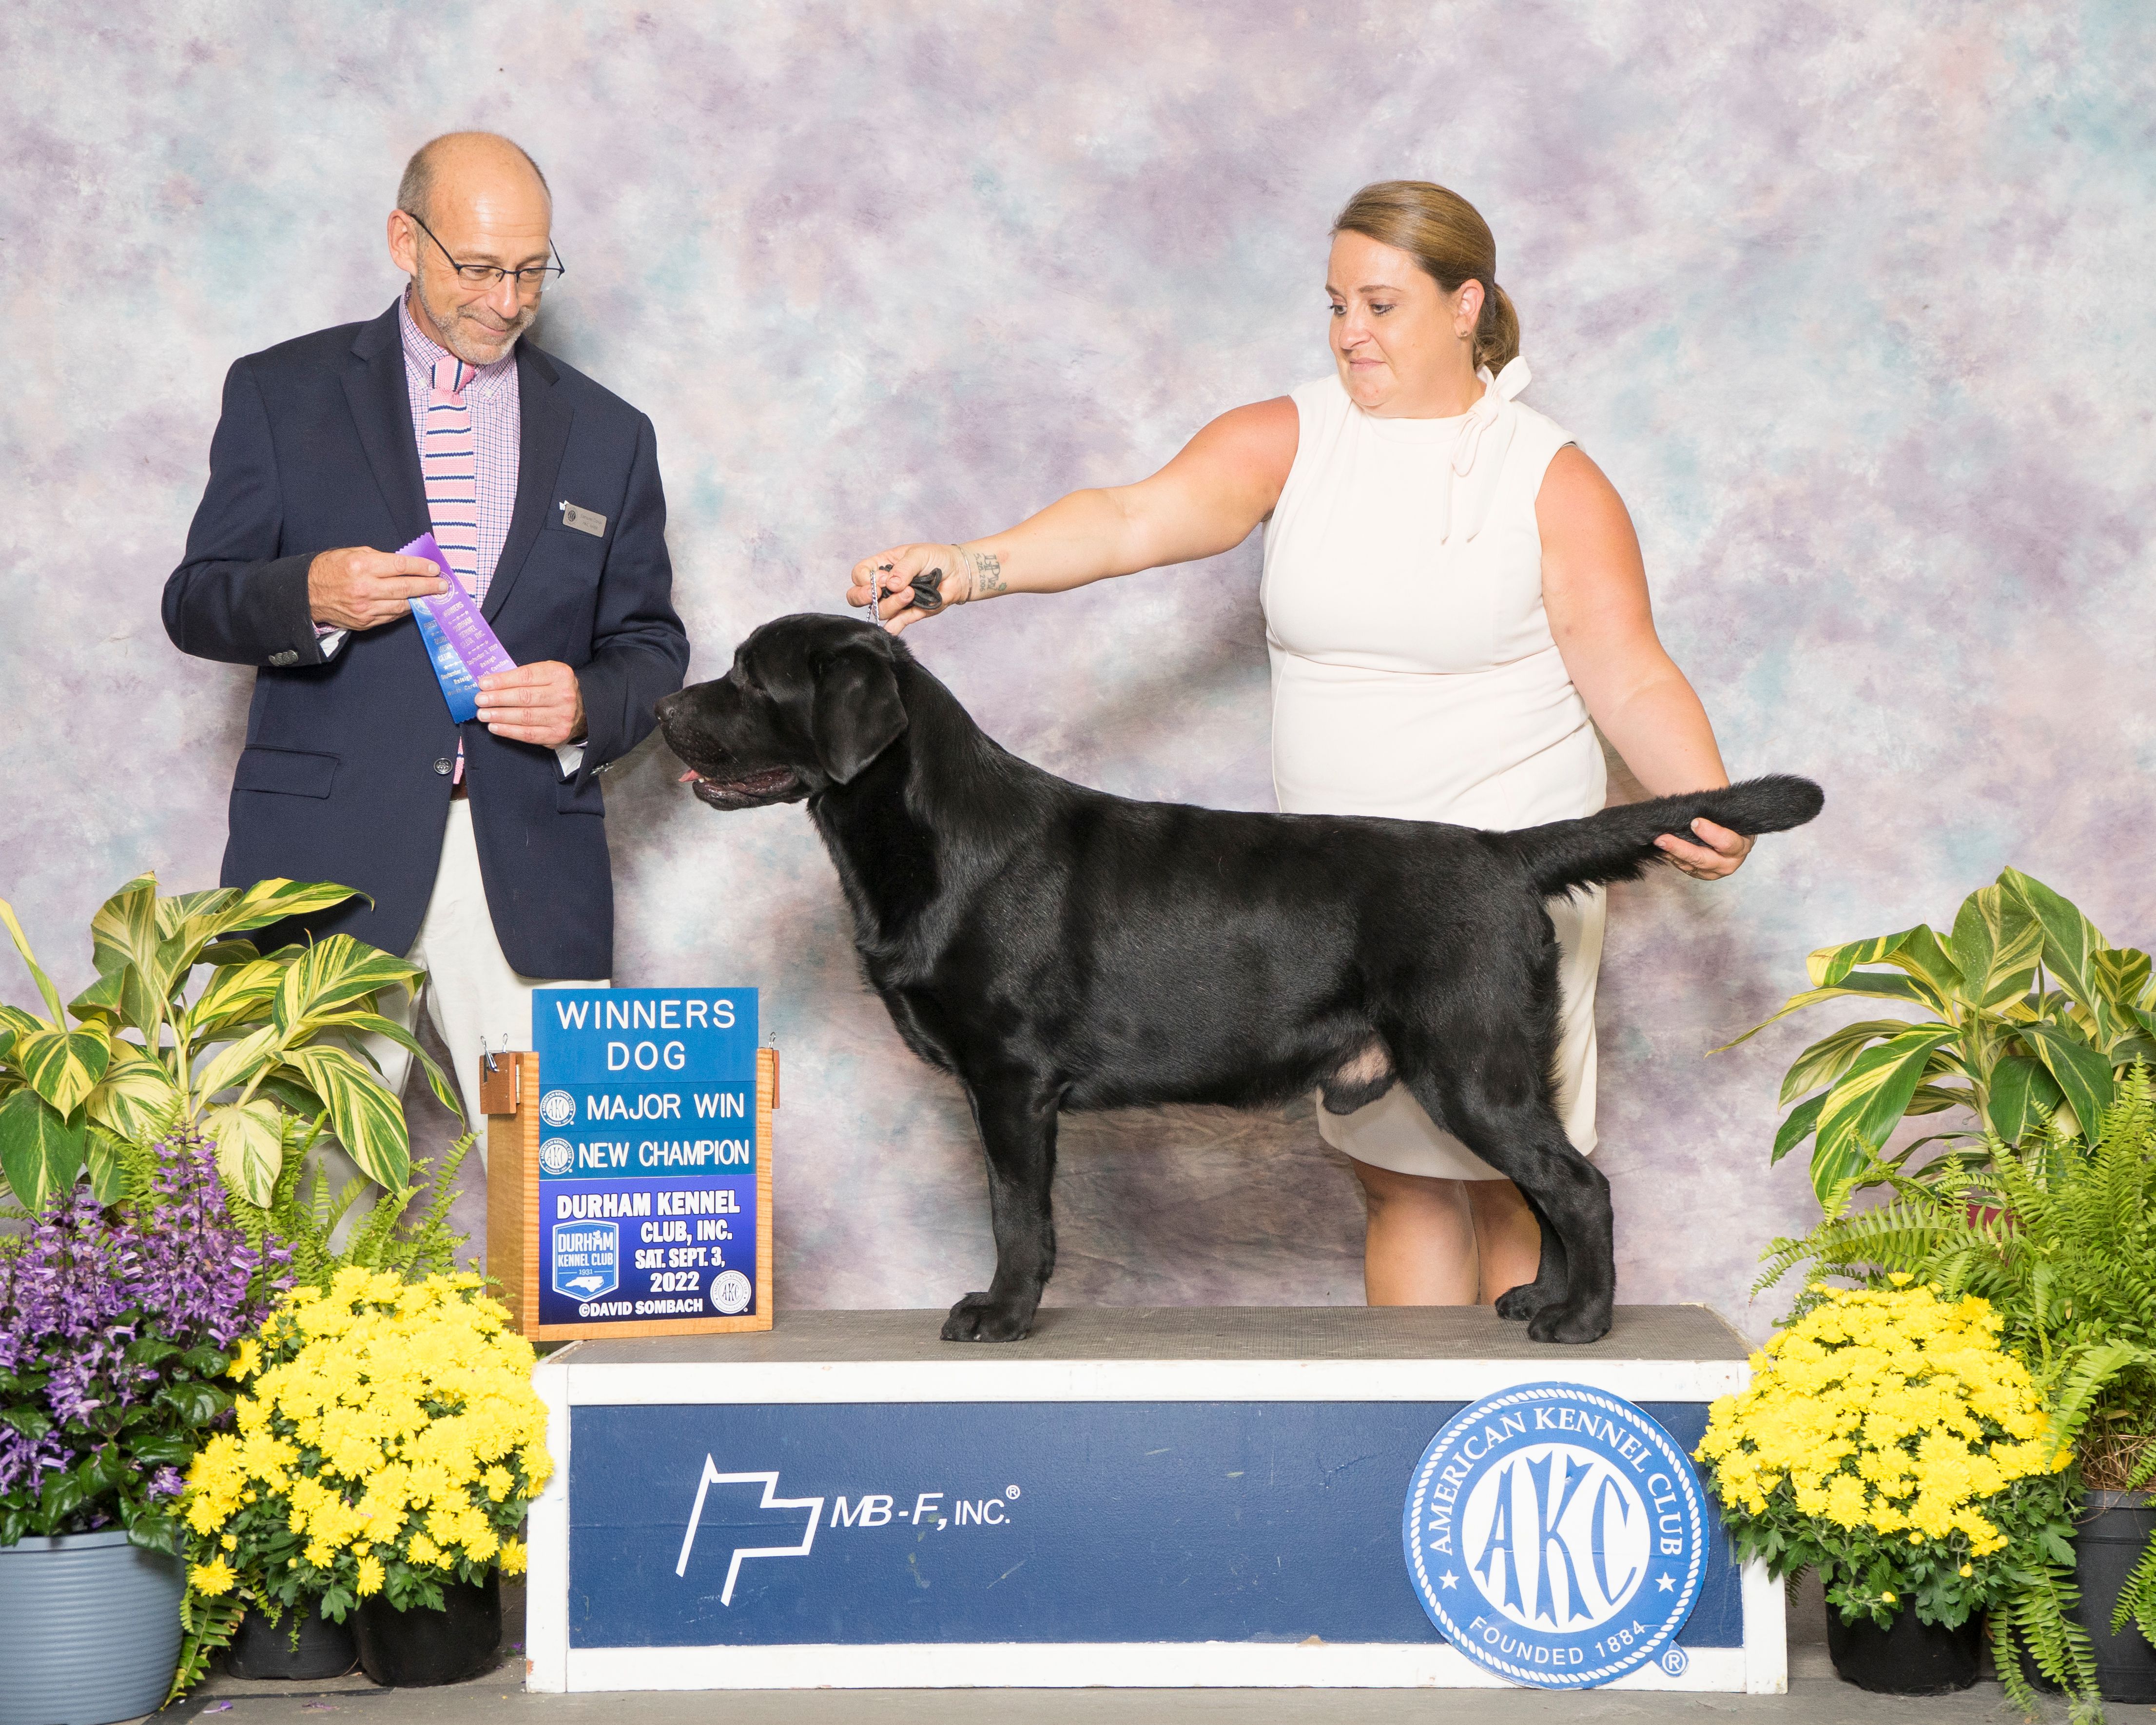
[559,1639,1771,1692]
[526,1346,1780,1695]
[526,1358,573,1693]
[554,1354,1751,1404]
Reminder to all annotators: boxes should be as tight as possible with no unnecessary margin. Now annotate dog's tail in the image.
[1492,774,1825,898]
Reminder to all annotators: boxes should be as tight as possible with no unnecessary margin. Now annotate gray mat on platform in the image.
[554,1304,1749,1367]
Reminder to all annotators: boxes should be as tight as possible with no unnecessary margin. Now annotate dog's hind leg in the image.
[1491,1185,1568,1323]
[942,1079,1060,1344]
[1407,1074,1613,1345]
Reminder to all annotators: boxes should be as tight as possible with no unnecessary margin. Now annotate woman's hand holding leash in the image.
[848,543,1008,633]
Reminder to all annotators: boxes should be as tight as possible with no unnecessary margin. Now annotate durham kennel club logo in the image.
[1402,1382,1706,1689]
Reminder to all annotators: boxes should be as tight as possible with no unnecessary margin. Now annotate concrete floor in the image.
[149,1575,2082,1725]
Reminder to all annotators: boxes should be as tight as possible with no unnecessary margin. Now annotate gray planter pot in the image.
[0,1529,184,1725]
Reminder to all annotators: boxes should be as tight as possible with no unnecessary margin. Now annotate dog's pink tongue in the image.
[678,769,703,783]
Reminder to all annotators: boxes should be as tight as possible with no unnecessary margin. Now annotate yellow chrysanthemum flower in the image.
[180,1271,553,1615]
[1695,1285,2063,1564]
[190,1559,236,1596]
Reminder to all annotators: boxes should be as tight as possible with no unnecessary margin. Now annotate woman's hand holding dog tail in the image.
[849,542,1008,633]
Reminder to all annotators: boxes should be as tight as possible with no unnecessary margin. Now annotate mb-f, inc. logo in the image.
[1402,1382,1706,1689]
[675,1459,824,1605]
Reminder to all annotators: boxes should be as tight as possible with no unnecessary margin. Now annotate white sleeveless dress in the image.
[1261,359,1606,1181]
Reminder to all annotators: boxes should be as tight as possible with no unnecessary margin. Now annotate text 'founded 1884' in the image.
[1401,1382,1706,1688]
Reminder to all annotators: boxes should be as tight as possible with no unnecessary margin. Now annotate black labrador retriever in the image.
[654,614,1822,1345]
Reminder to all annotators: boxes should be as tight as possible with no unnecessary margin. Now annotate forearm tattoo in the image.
[961,547,1007,600]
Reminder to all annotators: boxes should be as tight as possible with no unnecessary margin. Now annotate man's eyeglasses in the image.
[400,209,565,291]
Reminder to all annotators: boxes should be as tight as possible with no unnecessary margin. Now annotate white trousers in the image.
[1316,887,1605,1181]
[367,799,607,1158]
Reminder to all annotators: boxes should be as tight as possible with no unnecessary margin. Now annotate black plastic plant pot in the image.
[227,1600,359,1680]
[2070,1492,2156,1704]
[351,1573,502,1687]
[1825,1606,1982,1695]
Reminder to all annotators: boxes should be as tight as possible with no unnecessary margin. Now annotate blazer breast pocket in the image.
[545,509,611,560]
[234,745,339,799]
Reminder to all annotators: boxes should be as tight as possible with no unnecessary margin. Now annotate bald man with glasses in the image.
[164,131,689,1145]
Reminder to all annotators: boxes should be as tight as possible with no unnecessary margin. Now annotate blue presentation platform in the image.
[525,1305,1784,1693]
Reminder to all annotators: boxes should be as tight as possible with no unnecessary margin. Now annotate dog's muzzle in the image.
[678,765,804,809]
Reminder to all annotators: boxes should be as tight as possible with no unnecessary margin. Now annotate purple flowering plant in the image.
[0,1133,289,1554]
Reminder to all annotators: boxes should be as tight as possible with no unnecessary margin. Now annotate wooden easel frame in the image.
[486,1046,776,1340]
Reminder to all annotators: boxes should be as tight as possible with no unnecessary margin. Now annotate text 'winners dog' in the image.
[655,615,1823,1345]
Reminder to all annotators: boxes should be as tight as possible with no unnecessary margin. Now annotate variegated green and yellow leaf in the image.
[201,1097,288,1206]
[1770,1092,1827,1165]
[88,873,161,980]
[1986,1053,2063,1145]
[157,887,236,940]
[66,966,129,1027]
[309,1009,460,1114]
[0,896,68,1026]
[2000,868,2109,1012]
[0,1089,86,1210]
[273,934,420,1035]
[192,1023,281,1104]
[1777,1019,1919,1106]
[84,1044,182,1143]
[184,957,286,1041]
[82,1124,130,1203]
[280,1043,409,1190]
[1714,975,1933,1052]
[7,1025,112,1117]
[2093,947,2153,1022]
[1810,1026,1958,1203]
[0,1000,45,1036]
[2021,1022,2114,1141]
[1885,925,1964,1012]
[1950,885,2044,1011]
[196,879,364,950]
[1807,927,1922,988]
[1905,1083,1976,1116]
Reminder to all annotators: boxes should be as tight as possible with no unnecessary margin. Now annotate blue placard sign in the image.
[533,988,760,1329]
[1401,1382,1707,1688]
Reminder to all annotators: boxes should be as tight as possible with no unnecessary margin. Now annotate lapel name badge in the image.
[561,501,608,538]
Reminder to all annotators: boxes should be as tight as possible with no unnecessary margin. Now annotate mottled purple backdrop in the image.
[4,4,2152,1337]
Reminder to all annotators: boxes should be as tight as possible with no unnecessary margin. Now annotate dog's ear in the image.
[809,643,909,784]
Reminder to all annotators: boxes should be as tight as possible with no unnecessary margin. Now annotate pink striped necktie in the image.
[423,354,483,597]
[424,355,481,783]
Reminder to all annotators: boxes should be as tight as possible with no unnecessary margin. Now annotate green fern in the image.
[166,1587,245,1705]
[1991,1561,2101,1722]
[2116,1538,2156,1643]
[224,1110,476,1291]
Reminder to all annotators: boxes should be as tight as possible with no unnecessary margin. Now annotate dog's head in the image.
[655,614,910,810]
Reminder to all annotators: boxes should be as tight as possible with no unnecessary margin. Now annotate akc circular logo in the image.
[539,1137,574,1176]
[711,1271,752,1314]
[1402,1381,1706,1689]
[540,1089,577,1128]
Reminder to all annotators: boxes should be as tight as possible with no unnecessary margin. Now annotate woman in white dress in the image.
[847,181,1755,1309]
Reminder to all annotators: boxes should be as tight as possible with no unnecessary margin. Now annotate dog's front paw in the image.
[1527,1301,1612,1346]
[940,1292,1035,1343]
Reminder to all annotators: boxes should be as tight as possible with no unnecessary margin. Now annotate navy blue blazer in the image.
[164,300,690,978]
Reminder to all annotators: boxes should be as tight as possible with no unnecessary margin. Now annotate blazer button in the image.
[268,649,299,667]
[432,758,453,776]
